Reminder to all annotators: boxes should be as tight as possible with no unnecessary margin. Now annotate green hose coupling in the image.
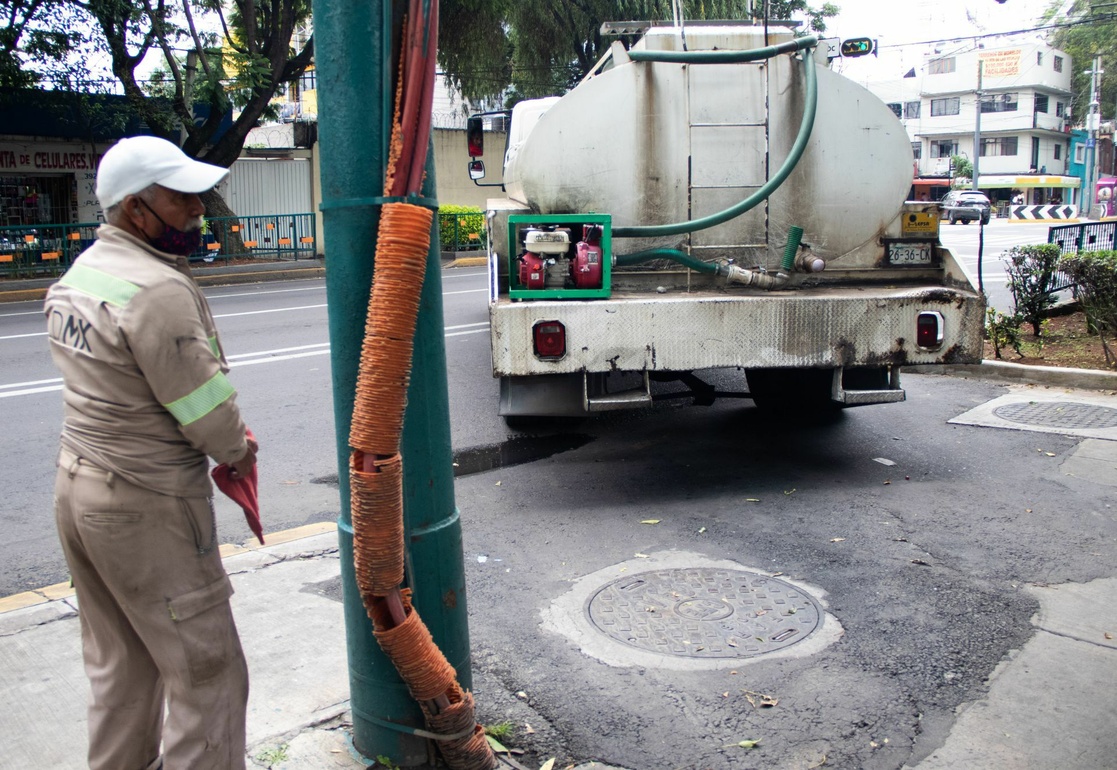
[782,226,804,272]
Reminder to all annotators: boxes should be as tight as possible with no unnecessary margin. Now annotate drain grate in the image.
[585,568,822,659]
[992,401,1117,430]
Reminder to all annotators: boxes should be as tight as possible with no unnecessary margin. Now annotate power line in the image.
[875,12,1117,52]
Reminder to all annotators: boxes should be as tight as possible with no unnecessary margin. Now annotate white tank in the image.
[501,25,914,266]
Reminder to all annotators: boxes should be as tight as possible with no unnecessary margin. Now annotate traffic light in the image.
[840,38,876,57]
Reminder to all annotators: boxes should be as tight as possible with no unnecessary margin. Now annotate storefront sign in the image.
[978,49,1021,78]
[0,144,102,173]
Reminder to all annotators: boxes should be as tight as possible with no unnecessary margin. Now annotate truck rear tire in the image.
[746,368,839,414]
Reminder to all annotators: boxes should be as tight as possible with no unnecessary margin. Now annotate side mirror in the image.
[466,115,484,157]
[469,159,486,181]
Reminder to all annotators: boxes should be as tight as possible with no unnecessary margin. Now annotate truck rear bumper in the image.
[490,286,985,376]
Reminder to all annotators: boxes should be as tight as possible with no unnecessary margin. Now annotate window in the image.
[928,57,956,75]
[1056,102,1065,117]
[931,97,960,116]
[1074,143,1086,164]
[1037,52,1044,66]
[1054,56,1063,72]
[298,69,317,92]
[1054,143,1061,160]
[980,93,1019,113]
[887,102,903,119]
[1034,94,1049,113]
[930,140,958,158]
[912,142,922,159]
[904,101,921,119]
[980,136,1019,156]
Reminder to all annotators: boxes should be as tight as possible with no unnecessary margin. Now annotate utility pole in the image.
[972,60,984,191]
[1083,55,1103,216]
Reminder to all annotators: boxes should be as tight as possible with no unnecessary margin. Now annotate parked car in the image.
[940,190,992,225]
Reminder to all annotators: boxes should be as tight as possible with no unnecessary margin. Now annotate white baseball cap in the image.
[96,136,229,209]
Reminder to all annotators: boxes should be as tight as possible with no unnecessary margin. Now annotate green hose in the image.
[615,248,720,273]
[782,226,804,271]
[613,40,818,239]
[626,35,818,64]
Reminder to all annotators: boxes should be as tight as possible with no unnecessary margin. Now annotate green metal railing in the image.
[0,223,99,278]
[437,211,486,252]
[0,213,318,278]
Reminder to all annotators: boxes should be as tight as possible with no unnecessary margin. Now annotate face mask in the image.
[138,198,203,256]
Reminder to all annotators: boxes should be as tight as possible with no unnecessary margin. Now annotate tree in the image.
[1044,0,1117,122]
[440,0,838,103]
[3,0,313,218]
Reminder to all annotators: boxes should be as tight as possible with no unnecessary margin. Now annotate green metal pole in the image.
[312,0,472,764]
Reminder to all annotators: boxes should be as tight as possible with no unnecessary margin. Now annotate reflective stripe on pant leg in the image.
[66,474,247,770]
[54,465,164,770]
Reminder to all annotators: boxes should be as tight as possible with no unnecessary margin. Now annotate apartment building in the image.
[861,40,1078,207]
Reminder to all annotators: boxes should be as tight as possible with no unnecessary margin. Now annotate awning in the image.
[912,178,950,186]
[977,174,1080,189]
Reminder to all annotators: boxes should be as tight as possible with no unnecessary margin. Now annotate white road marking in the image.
[0,325,491,399]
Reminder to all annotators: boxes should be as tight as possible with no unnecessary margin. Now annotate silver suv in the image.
[940,190,992,225]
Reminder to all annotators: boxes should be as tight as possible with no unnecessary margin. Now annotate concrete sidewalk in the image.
[3,522,1116,769]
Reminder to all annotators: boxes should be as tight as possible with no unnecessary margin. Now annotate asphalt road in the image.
[937,216,1064,313]
[0,234,1086,596]
[0,268,496,595]
[3,260,1116,769]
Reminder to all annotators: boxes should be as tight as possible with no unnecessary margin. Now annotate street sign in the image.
[821,37,840,60]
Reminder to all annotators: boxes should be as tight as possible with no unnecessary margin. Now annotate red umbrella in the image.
[212,431,263,545]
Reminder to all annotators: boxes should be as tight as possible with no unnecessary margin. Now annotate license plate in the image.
[890,244,932,265]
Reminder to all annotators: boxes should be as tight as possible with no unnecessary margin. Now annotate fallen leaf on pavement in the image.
[723,739,761,749]
[524,723,535,734]
[495,481,502,486]
[746,498,760,502]
[1106,632,1113,640]
[634,553,649,558]
[540,759,556,770]
[784,489,796,495]
[873,458,897,466]
[830,537,846,543]
[487,736,509,754]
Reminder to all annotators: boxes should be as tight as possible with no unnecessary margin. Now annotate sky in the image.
[821,0,1062,79]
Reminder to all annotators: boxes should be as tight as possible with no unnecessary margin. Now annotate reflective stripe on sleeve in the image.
[59,263,140,307]
[208,336,220,358]
[163,372,236,426]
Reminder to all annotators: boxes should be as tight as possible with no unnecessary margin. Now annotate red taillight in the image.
[533,321,566,359]
[917,311,944,349]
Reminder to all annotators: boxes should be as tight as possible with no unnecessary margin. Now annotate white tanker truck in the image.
[466,21,985,420]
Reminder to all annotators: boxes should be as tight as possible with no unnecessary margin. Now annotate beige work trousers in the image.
[55,449,248,770]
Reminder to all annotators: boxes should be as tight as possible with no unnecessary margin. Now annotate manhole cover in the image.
[585,568,822,659]
[993,401,1117,430]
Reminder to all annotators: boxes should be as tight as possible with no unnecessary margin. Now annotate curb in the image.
[907,360,1117,391]
[0,521,338,616]
[448,256,487,267]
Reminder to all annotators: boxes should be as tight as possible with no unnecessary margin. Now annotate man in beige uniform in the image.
[45,136,258,770]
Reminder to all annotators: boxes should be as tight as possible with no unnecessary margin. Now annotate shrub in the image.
[1002,243,1062,336]
[1059,249,1117,367]
[438,204,486,252]
[984,308,1024,359]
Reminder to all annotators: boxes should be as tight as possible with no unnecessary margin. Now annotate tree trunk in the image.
[200,188,247,256]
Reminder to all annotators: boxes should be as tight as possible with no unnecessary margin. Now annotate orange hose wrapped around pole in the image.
[347,1,497,766]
